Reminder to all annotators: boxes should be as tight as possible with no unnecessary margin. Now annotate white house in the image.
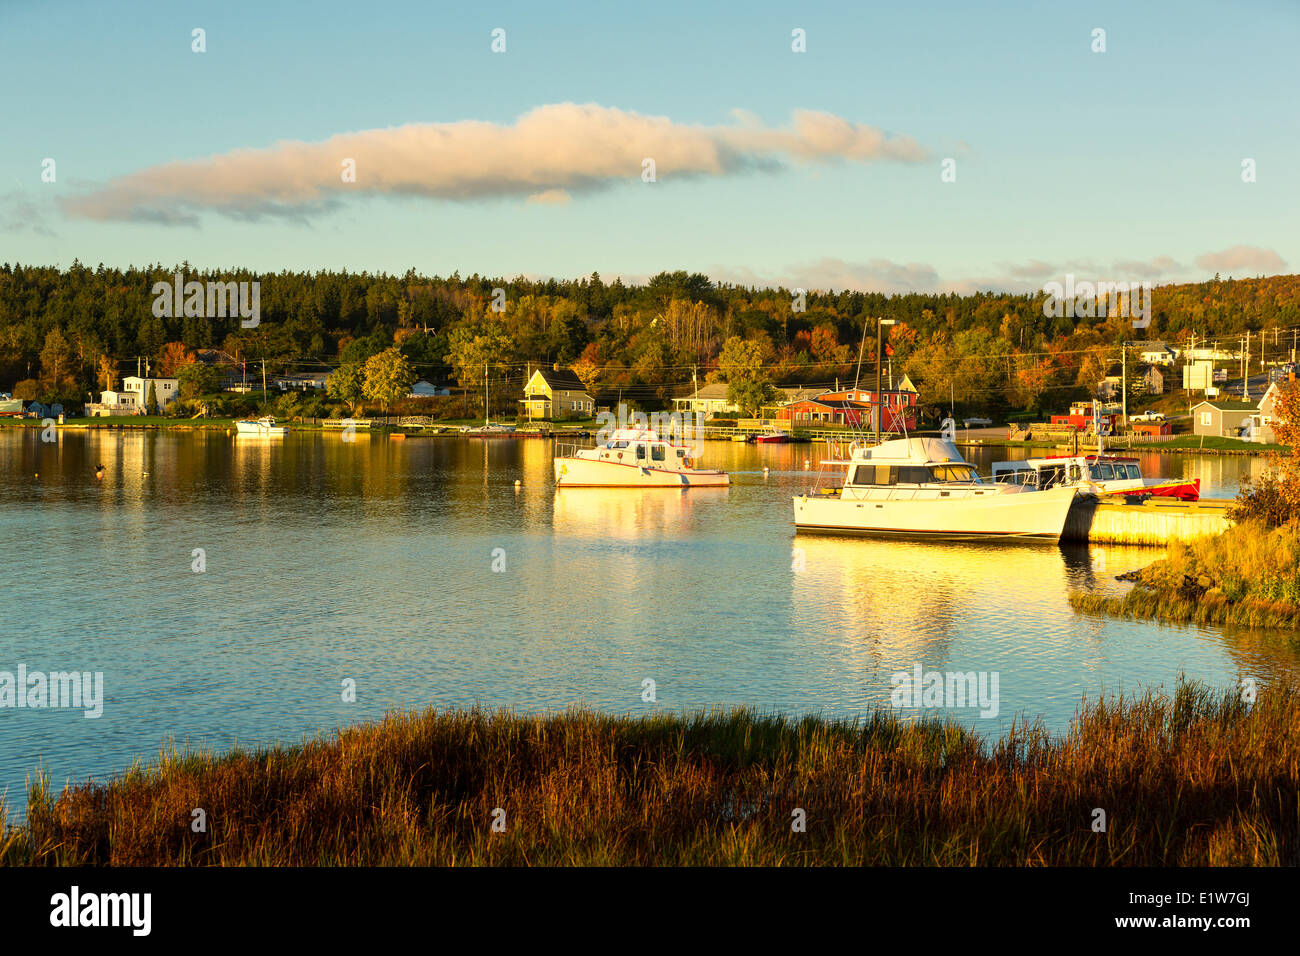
[124,376,178,412]
[671,382,739,417]
[1137,343,1178,366]
[408,380,450,398]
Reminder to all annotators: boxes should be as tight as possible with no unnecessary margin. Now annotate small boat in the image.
[991,454,1200,501]
[731,433,751,443]
[753,427,792,444]
[793,436,1077,539]
[462,422,517,437]
[234,416,287,437]
[555,428,729,488]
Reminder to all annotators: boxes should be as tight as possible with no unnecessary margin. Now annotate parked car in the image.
[962,416,993,428]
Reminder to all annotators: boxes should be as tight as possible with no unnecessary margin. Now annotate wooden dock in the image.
[1063,496,1232,545]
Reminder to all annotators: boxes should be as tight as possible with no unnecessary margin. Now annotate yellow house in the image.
[521,366,594,420]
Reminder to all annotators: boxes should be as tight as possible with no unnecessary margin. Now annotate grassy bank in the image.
[3,681,1297,866]
[1070,521,1300,631]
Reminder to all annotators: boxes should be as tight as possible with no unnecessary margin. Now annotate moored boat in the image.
[991,454,1200,501]
[793,437,1077,539]
[234,416,287,437]
[554,428,729,488]
[753,427,792,443]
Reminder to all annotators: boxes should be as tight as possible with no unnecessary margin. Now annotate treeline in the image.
[2,261,1299,414]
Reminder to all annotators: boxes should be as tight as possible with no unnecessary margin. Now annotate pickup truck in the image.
[1130,411,1166,422]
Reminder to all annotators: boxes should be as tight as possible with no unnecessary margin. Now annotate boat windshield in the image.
[850,462,981,485]
[930,464,980,483]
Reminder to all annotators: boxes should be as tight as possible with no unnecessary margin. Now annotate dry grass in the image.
[1071,520,1300,631]
[2,681,1297,866]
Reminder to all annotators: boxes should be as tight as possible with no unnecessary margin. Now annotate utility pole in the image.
[1244,331,1250,400]
[1121,342,1127,428]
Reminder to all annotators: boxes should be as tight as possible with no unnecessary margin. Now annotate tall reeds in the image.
[2,680,1295,866]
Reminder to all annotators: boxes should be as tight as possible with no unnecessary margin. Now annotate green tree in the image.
[146,379,158,414]
[362,347,416,413]
[39,327,76,391]
[177,362,221,400]
[717,336,777,416]
[327,362,367,415]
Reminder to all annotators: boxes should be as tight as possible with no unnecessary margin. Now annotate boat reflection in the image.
[789,534,1075,669]
[552,485,729,539]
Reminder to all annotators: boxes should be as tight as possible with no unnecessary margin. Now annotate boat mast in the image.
[484,362,489,426]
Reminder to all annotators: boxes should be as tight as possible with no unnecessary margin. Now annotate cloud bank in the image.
[60,103,927,224]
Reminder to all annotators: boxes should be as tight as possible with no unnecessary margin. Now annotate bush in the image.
[1227,471,1300,528]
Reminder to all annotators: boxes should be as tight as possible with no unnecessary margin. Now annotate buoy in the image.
[763,467,769,477]
[803,459,810,470]
[514,479,522,492]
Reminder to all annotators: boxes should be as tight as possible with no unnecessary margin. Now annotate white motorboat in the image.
[991,454,1200,501]
[793,436,1076,539]
[554,428,729,488]
[234,416,287,437]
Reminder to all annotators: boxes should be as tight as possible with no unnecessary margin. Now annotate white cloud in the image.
[1194,245,1287,275]
[60,103,927,224]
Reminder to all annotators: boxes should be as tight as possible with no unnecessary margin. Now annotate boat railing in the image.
[555,440,595,459]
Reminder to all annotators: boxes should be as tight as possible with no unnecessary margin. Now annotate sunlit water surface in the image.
[1,429,1295,816]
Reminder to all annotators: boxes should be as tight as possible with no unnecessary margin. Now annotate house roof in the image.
[774,386,825,403]
[677,382,732,401]
[1193,400,1258,412]
[194,348,239,367]
[532,366,587,391]
[789,397,871,410]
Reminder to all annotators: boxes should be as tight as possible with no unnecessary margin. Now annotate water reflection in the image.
[0,428,1296,821]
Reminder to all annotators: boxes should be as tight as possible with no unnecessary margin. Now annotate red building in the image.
[776,383,919,432]
[1130,420,1173,437]
[1050,401,1120,433]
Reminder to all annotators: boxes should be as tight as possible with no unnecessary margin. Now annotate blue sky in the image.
[1,0,1296,292]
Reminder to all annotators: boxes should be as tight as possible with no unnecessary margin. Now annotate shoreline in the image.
[3,682,1297,866]
[0,418,1285,456]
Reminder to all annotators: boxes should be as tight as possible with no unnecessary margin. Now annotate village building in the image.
[1192,399,1262,441]
[408,380,450,398]
[671,382,739,417]
[520,366,594,420]
[1137,343,1178,366]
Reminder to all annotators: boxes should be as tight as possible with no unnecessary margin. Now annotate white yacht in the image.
[554,428,729,488]
[234,416,287,437]
[793,437,1077,539]
[991,454,1201,501]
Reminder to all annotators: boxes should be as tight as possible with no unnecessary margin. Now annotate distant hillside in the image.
[2,262,1297,414]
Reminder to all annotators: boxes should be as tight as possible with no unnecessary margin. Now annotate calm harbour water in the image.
[1,428,1296,817]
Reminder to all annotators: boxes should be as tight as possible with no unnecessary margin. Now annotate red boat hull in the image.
[1113,478,1201,502]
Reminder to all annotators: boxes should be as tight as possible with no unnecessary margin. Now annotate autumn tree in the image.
[158,341,195,377]
[362,347,417,413]
[97,355,118,392]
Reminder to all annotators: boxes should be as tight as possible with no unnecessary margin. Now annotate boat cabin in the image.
[583,428,697,469]
[842,437,984,487]
[992,455,1141,488]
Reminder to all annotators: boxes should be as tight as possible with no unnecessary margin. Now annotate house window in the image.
[1200,412,1212,427]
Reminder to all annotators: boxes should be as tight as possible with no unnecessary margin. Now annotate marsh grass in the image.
[1072,521,1300,631]
[1,682,1296,866]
